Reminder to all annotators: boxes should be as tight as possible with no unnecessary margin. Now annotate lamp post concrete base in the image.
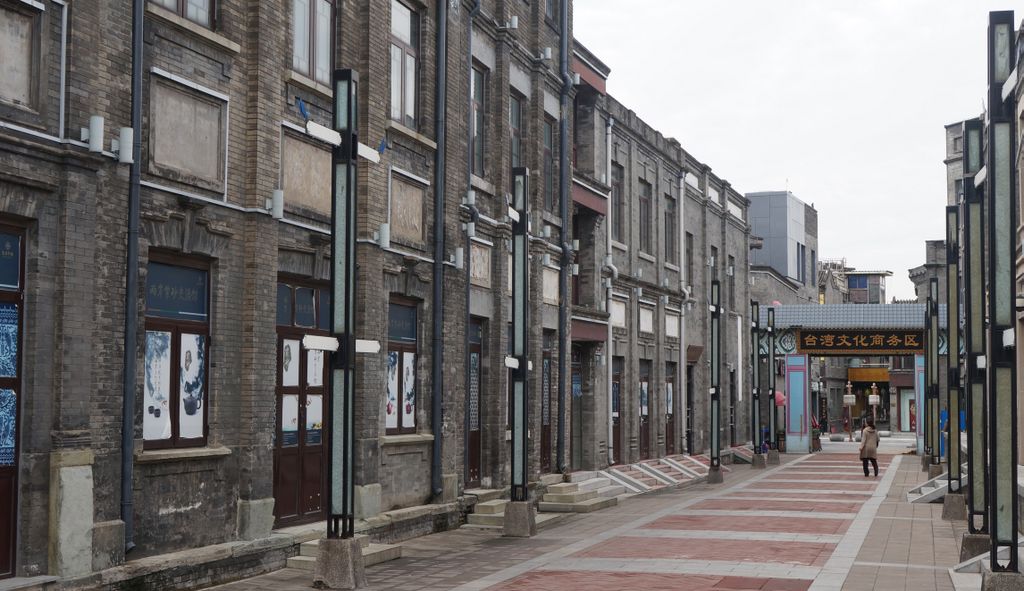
[942,492,967,521]
[503,501,536,538]
[751,453,767,469]
[928,463,944,479]
[960,532,990,562]
[706,465,724,484]
[982,570,1024,590]
[767,450,780,465]
[313,538,367,590]
[921,454,932,472]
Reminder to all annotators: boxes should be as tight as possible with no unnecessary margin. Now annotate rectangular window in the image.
[293,0,333,84]
[543,118,556,212]
[0,226,25,471]
[611,163,625,242]
[0,4,38,109]
[390,0,418,129]
[276,282,330,329]
[150,80,226,189]
[471,66,487,176]
[144,259,210,448]
[386,300,417,434]
[710,245,718,279]
[665,195,677,264]
[639,180,652,253]
[151,0,212,28]
[390,174,425,244]
[509,94,522,170]
[545,0,558,21]
[685,232,694,286]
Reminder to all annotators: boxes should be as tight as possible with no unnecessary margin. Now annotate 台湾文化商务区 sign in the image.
[795,329,925,356]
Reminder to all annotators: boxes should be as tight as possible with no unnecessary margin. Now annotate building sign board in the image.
[796,329,924,355]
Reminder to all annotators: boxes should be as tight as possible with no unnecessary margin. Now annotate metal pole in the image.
[555,0,571,474]
[710,281,721,468]
[510,168,531,501]
[750,301,760,450]
[328,69,358,539]
[985,10,1018,571]
[928,279,940,466]
[767,307,776,449]
[962,117,988,534]
[946,205,962,493]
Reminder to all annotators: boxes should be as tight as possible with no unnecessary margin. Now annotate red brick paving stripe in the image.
[765,473,879,481]
[692,498,862,513]
[572,535,835,567]
[490,570,812,591]
[724,492,868,502]
[644,514,851,534]
[750,481,876,491]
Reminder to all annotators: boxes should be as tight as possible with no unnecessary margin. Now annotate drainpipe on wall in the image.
[605,118,615,464]
[430,0,449,500]
[678,175,686,455]
[120,0,144,555]
[556,0,571,474]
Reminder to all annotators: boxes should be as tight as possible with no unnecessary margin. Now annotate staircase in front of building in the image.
[536,471,622,513]
[285,534,401,571]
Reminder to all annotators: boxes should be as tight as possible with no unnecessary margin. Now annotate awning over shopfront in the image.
[686,345,704,363]
[572,181,608,216]
[571,318,607,342]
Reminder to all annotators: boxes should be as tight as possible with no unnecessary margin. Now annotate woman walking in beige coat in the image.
[860,419,880,477]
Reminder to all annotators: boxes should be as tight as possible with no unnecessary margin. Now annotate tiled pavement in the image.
[209,439,961,590]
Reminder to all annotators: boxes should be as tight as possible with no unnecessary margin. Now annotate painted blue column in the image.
[785,354,810,453]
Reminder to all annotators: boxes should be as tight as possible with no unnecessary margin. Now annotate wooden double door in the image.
[638,360,651,459]
[665,363,676,456]
[273,332,328,526]
[611,358,623,464]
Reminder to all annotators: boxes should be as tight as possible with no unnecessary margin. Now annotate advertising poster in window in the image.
[281,395,299,446]
[639,380,649,416]
[572,371,582,398]
[612,380,620,418]
[282,339,300,387]
[144,331,172,440]
[0,303,17,378]
[666,383,674,414]
[386,351,399,429]
[306,394,323,444]
[307,349,324,387]
[179,334,205,439]
[0,389,15,466]
[402,352,416,428]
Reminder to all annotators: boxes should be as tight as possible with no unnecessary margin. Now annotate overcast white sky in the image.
[574,1,1010,301]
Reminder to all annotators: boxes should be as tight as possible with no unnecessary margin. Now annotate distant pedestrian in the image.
[860,419,880,477]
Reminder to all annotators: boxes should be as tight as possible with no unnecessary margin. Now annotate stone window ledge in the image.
[638,252,656,263]
[136,445,232,464]
[386,120,437,151]
[287,70,333,101]
[146,3,241,54]
[470,174,495,197]
[381,433,434,447]
[664,262,680,272]
[611,240,628,252]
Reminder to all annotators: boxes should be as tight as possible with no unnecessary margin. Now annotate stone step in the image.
[538,496,618,513]
[536,512,569,530]
[289,543,401,570]
[547,477,609,495]
[474,499,508,515]
[300,536,368,557]
[538,473,563,486]
[467,512,505,527]
[465,488,504,503]
[597,484,626,498]
[543,489,597,504]
[0,577,58,591]
[568,471,598,483]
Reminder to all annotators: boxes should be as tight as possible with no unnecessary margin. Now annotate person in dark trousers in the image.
[860,418,880,477]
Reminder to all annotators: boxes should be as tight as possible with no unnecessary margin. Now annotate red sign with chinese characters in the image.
[796,329,925,356]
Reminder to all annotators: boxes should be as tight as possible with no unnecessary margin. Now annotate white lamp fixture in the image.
[116,127,134,164]
[267,189,285,220]
[500,15,519,30]
[572,72,581,85]
[454,246,464,270]
[82,115,105,153]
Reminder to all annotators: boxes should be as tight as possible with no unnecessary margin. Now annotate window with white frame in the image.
[0,2,40,109]
[390,0,418,129]
[144,258,210,449]
[386,300,418,434]
[151,0,213,28]
[471,65,488,176]
[292,0,332,85]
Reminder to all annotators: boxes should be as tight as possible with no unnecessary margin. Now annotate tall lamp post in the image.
[869,382,879,425]
[844,381,855,443]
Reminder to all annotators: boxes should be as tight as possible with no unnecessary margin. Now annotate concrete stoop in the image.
[906,463,967,504]
[0,577,58,591]
[950,539,1024,591]
[537,477,619,513]
[729,445,755,464]
[286,535,401,571]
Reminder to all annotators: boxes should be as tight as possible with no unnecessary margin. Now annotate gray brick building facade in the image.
[0,0,754,587]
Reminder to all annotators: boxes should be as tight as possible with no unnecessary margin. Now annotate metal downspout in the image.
[430,0,449,499]
[605,118,614,463]
[556,0,571,474]
[678,174,686,455]
[121,0,144,554]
